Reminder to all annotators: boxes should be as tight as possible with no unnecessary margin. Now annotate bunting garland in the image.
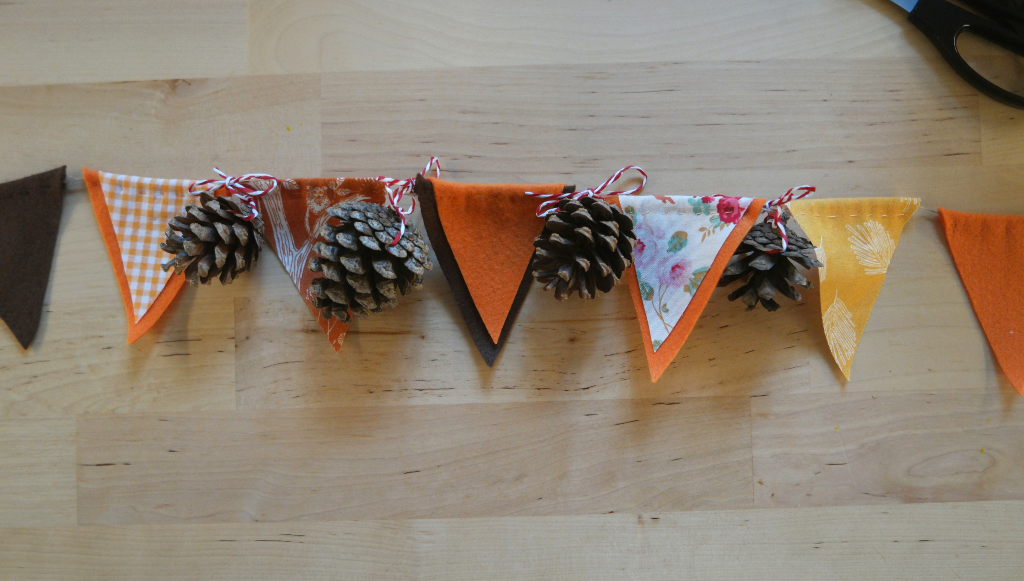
[939,209,1024,395]
[788,197,919,379]
[12,161,1006,396]
[0,167,66,348]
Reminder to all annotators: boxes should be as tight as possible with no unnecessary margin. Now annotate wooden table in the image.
[1,1,1023,578]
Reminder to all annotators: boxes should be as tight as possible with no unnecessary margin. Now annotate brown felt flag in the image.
[416,176,570,365]
[940,209,1024,396]
[0,167,66,348]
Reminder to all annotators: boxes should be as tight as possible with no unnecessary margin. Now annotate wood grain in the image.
[249,0,929,75]
[0,73,322,184]
[5,501,1024,580]
[234,288,814,407]
[0,1,247,87]
[76,398,752,525]
[752,391,1024,508]
[320,59,980,178]
[0,418,76,527]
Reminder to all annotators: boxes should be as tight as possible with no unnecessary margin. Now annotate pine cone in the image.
[307,201,432,322]
[717,212,823,311]
[532,197,637,300]
[160,192,264,285]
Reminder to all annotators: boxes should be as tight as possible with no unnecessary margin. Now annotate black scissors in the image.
[889,0,1024,108]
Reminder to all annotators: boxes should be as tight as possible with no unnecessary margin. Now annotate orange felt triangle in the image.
[940,208,1024,396]
[428,177,565,343]
[620,197,765,382]
[256,177,387,352]
[84,168,188,344]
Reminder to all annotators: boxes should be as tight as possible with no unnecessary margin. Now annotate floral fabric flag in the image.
[618,195,764,382]
[788,197,919,379]
[256,177,386,352]
[939,209,1024,396]
[84,168,193,343]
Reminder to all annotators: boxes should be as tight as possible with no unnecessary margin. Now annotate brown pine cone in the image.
[717,212,823,311]
[308,201,432,322]
[160,192,264,285]
[532,197,637,300]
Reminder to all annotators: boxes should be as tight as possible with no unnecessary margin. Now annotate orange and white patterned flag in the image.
[256,177,387,351]
[84,168,193,343]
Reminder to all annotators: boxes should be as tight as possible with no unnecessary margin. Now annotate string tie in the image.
[188,168,279,221]
[526,165,647,217]
[374,157,441,245]
[764,185,815,253]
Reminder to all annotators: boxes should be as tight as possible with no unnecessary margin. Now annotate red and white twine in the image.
[526,165,648,217]
[764,185,815,253]
[188,168,280,221]
[375,156,441,246]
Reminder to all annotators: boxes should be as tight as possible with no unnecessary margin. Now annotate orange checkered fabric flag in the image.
[84,168,192,343]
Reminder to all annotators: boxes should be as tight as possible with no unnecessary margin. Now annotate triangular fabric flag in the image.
[939,209,1024,395]
[788,197,919,379]
[618,195,765,382]
[84,168,193,344]
[0,167,66,348]
[256,177,387,351]
[416,176,569,365]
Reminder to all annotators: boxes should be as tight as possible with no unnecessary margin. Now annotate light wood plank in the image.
[5,501,1024,579]
[0,1,247,87]
[0,417,76,526]
[321,59,980,177]
[0,73,322,184]
[234,288,813,406]
[980,98,1024,166]
[249,0,931,74]
[76,398,752,525]
[752,391,1024,508]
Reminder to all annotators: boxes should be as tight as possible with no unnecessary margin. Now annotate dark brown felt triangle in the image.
[416,176,573,366]
[0,167,66,348]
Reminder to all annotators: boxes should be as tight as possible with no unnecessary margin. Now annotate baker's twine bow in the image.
[526,165,648,217]
[764,185,815,253]
[188,168,280,221]
[375,157,441,246]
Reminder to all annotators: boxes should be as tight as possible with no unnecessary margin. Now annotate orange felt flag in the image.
[84,168,190,344]
[256,177,387,351]
[940,209,1024,395]
[416,176,567,365]
[618,195,765,382]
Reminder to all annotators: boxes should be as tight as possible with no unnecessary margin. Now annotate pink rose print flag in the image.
[617,194,764,382]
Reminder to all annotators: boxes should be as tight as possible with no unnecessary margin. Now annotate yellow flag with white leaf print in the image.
[788,197,919,379]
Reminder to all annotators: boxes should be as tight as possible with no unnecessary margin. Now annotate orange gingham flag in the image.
[93,171,193,322]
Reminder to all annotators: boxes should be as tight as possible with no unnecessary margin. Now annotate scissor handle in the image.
[909,0,1024,109]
